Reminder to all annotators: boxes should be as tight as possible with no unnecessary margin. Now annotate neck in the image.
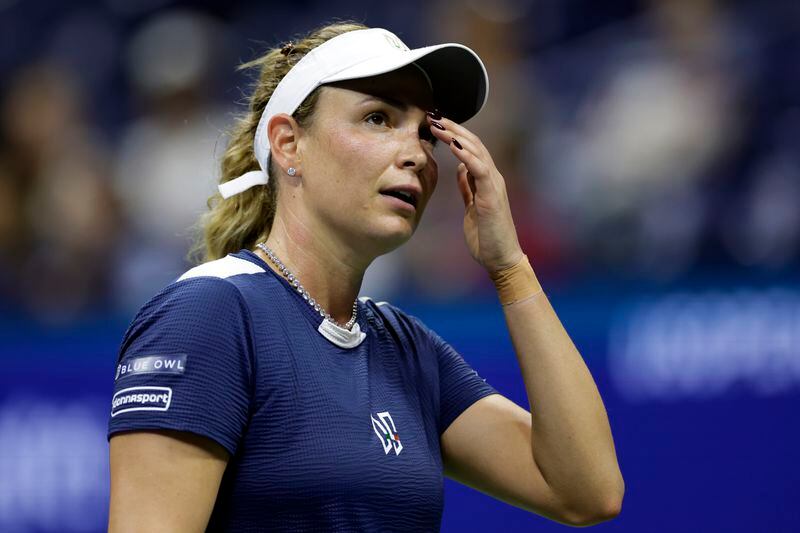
[257,208,371,327]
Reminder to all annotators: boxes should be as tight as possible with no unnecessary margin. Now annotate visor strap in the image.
[218,170,269,199]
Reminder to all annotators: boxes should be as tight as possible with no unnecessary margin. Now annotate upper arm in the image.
[109,430,229,532]
[108,278,254,453]
[107,278,255,529]
[398,310,584,524]
[441,393,584,527]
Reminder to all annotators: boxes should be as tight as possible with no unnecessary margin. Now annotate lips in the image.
[379,186,420,208]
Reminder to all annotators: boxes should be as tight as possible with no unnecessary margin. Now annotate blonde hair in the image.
[191,21,369,263]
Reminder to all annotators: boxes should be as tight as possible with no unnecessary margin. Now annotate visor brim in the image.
[321,43,488,124]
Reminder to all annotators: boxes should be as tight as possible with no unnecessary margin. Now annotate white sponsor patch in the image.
[111,386,172,417]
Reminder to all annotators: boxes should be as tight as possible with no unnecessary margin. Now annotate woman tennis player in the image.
[108,22,623,531]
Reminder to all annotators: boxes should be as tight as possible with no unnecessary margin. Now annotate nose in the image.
[397,125,429,172]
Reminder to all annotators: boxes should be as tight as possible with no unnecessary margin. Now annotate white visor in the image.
[218,27,489,199]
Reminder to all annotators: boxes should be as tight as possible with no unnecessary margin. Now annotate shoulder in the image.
[359,296,439,345]
[146,252,268,313]
[176,253,265,283]
[124,253,267,343]
[360,295,413,326]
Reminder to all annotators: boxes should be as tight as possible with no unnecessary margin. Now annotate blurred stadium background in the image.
[1,0,798,531]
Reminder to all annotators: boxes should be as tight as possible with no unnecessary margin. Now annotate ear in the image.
[267,113,302,175]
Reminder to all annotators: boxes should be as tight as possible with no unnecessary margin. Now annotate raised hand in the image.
[427,111,524,274]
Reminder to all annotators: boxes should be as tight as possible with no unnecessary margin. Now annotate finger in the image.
[447,136,490,183]
[428,121,483,157]
[428,114,489,159]
[428,122,493,196]
[455,163,473,207]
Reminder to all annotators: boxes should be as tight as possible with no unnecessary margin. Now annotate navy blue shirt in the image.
[108,249,499,531]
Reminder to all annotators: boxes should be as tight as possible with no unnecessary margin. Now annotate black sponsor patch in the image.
[115,354,187,381]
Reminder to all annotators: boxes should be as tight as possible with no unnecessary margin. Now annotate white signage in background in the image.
[0,398,109,532]
[608,288,800,401]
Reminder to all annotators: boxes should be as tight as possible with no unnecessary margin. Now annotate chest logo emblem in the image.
[371,411,403,455]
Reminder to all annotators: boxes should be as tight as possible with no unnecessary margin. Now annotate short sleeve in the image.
[409,316,500,435]
[107,277,254,456]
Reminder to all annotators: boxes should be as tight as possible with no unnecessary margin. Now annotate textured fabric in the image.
[107,249,499,531]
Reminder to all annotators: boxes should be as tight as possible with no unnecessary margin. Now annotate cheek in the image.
[429,157,439,187]
[322,125,358,169]
[321,125,389,181]
[423,157,439,198]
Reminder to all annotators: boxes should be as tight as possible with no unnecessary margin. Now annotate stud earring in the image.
[287,167,297,176]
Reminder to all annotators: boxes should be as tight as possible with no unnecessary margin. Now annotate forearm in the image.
[494,258,624,516]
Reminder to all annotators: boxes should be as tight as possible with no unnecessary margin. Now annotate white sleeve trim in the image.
[178,255,265,281]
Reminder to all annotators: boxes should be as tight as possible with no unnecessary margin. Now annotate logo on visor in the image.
[371,411,403,455]
[383,34,409,52]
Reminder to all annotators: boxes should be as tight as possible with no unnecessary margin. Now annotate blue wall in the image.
[3,277,798,531]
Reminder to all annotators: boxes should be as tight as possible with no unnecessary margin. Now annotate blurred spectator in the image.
[0,0,797,322]
[721,112,800,269]
[530,0,748,279]
[111,9,234,311]
[0,63,122,322]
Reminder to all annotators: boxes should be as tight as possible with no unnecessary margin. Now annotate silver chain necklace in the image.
[256,242,358,330]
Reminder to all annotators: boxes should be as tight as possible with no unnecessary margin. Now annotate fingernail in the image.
[451,138,463,150]
[427,110,442,120]
[431,121,445,130]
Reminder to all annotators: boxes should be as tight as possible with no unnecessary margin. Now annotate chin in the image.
[364,219,416,255]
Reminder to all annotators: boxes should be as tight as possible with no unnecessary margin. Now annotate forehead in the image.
[321,64,435,113]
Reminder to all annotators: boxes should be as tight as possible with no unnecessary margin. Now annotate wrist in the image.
[489,254,544,306]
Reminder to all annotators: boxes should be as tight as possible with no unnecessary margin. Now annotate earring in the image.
[287,167,297,176]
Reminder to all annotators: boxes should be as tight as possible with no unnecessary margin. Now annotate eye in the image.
[420,127,439,148]
[365,111,389,126]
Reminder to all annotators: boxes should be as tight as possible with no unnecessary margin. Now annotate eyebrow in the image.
[358,95,409,112]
